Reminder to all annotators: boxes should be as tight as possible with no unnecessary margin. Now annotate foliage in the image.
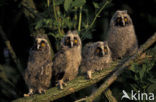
[32,0,111,50]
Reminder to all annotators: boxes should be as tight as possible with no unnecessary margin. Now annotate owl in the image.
[24,34,53,96]
[80,41,112,79]
[107,10,138,59]
[52,30,82,89]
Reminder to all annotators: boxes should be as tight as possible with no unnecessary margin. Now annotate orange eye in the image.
[41,42,45,47]
[124,17,128,22]
[74,39,78,44]
[96,49,100,53]
[104,48,108,53]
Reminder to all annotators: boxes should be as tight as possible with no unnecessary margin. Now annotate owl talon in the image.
[87,70,92,79]
[24,94,31,97]
[24,89,34,97]
[38,89,46,94]
[58,80,66,89]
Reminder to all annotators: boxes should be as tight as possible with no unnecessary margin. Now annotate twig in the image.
[81,0,111,40]
[104,88,117,102]
[90,0,111,28]
[52,0,62,35]
[78,6,82,32]
[75,97,87,102]
[77,33,156,102]
[47,0,50,7]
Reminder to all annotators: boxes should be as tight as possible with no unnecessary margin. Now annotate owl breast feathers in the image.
[107,10,138,59]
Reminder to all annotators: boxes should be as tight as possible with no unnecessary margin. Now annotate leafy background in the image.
[0,0,156,101]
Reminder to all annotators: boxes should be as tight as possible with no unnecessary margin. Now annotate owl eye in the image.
[124,17,128,22]
[41,41,46,47]
[104,47,108,53]
[116,17,121,23]
[74,39,78,44]
[95,48,100,53]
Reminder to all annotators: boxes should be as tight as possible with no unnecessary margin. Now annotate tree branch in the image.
[104,88,117,102]
[13,65,115,102]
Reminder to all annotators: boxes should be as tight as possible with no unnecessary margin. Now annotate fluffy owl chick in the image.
[80,41,112,79]
[24,34,52,96]
[52,31,82,89]
[107,10,138,59]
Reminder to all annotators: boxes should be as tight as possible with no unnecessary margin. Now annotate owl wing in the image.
[82,42,93,58]
[52,50,67,81]
[37,61,52,88]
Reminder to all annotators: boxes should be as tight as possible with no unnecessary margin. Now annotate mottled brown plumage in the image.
[107,10,138,59]
[52,31,82,89]
[24,34,52,96]
[80,41,112,79]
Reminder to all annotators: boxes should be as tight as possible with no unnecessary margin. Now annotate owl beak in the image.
[121,20,125,26]
[37,44,40,50]
[36,40,40,50]
[70,42,73,48]
[101,50,105,56]
[99,49,105,57]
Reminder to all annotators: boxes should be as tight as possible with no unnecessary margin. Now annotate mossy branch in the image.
[12,33,156,102]
[13,66,115,102]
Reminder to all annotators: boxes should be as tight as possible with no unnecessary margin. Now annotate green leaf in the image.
[72,0,86,7]
[64,0,73,12]
[93,2,100,8]
[55,0,64,5]
[147,84,156,93]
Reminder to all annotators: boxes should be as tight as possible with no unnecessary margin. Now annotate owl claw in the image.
[58,80,66,89]
[38,89,46,94]
[24,89,34,97]
[87,70,92,79]
[24,94,31,97]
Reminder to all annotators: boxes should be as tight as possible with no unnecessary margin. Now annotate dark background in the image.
[0,0,156,101]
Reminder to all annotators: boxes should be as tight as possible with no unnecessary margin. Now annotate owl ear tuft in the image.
[67,30,72,35]
[123,10,128,13]
[104,41,108,45]
[72,30,78,35]
[116,10,128,14]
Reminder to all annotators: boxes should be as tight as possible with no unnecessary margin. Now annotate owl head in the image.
[61,30,81,49]
[93,41,111,57]
[33,34,50,51]
[110,10,133,27]
[84,41,111,58]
